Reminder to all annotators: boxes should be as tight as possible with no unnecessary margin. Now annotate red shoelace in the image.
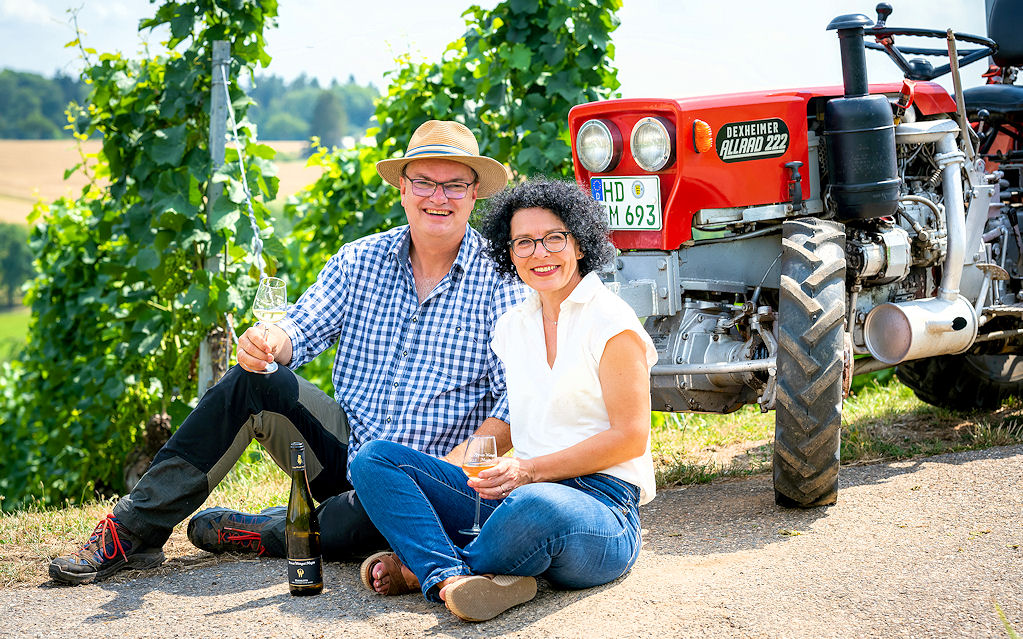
[79,514,128,561]
[220,527,266,555]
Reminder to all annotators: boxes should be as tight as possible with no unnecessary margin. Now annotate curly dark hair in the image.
[479,176,615,279]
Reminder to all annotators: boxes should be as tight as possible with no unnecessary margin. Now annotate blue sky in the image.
[0,1,989,98]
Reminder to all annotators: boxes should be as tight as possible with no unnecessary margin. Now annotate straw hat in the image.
[376,120,510,198]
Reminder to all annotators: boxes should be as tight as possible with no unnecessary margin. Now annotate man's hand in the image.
[238,324,291,372]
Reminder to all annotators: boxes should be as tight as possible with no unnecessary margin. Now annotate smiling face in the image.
[508,207,584,300]
[400,159,479,248]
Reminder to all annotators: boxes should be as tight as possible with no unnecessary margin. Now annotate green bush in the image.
[0,0,281,512]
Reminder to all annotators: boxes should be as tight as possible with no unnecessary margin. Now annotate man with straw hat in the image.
[49,120,525,585]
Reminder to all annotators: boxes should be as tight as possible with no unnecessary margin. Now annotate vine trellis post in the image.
[198,40,232,398]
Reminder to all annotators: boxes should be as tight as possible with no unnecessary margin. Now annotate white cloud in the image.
[0,0,59,26]
[89,0,132,21]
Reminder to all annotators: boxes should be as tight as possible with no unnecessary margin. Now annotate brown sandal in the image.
[359,551,418,596]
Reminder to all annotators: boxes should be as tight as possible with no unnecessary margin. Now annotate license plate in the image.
[590,176,662,230]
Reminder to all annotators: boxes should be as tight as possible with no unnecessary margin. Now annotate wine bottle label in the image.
[288,557,322,586]
[291,449,305,471]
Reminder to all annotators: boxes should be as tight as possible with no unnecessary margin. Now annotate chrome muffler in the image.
[863,128,978,364]
[863,295,977,364]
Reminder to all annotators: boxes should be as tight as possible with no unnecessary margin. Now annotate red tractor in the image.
[569,2,1023,507]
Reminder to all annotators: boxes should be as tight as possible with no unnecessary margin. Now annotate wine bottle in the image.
[286,441,323,596]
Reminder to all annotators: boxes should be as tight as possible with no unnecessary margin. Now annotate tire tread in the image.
[773,218,845,508]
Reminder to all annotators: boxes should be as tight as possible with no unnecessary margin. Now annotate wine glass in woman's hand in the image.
[459,435,498,536]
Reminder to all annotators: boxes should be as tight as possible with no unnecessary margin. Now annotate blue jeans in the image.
[349,439,643,601]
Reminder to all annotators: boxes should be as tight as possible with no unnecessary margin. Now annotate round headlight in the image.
[630,117,676,172]
[577,119,621,173]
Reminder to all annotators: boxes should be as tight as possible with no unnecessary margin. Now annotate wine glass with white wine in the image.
[459,435,498,536]
[251,276,287,374]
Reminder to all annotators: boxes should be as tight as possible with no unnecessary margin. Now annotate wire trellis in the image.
[215,56,270,356]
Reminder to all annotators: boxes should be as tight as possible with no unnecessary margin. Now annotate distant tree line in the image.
[0,69,87,139]
[0,68,378,144]
[246,73,379,146]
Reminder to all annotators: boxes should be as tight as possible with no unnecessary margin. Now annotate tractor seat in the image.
[964,84,1023,116]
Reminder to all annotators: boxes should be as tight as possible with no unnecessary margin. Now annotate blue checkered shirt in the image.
[276,225,525,466]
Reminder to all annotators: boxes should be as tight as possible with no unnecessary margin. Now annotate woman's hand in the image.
[469,457,536,500]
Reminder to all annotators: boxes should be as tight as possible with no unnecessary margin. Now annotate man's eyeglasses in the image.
[404,175,475,200]
[509,231,572,258]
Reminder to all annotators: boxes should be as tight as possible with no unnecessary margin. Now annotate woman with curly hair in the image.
[350,176,657,622]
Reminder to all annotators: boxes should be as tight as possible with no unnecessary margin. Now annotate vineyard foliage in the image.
[0,0,622,512]
[0,0,281,511]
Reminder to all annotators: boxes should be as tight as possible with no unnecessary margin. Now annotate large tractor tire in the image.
[774,218,846,508]
[896,353,1023,411]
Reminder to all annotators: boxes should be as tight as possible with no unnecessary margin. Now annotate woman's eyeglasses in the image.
[509,231,572,258]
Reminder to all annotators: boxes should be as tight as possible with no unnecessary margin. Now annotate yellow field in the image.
[0,139,324,225]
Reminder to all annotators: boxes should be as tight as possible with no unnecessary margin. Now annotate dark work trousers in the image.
[111,364,387,560]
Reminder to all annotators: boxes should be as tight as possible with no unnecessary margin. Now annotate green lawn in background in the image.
[0,305,30,360]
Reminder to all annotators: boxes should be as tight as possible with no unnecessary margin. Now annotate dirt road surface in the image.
[2,444,1020,638]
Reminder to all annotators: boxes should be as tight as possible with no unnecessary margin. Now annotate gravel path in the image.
[2,444,1020,638]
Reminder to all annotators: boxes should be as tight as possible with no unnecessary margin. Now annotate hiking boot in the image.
[49,514,165,585]
[186,507,279,555]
